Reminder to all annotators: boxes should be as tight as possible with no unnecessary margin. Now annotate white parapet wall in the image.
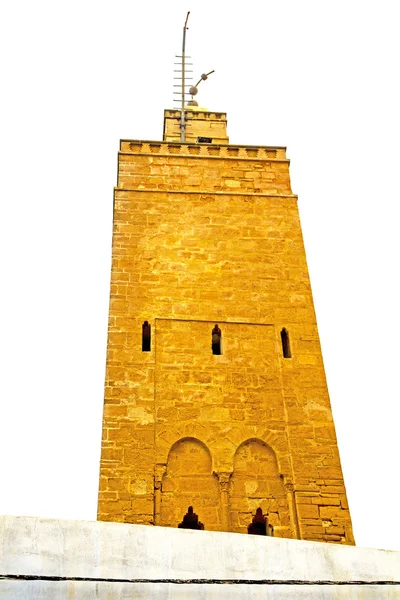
[1,515,400,599]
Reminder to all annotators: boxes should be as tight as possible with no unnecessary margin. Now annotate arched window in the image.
[142,321,151,352]
[281,328,291,358]
[211,324,222,355]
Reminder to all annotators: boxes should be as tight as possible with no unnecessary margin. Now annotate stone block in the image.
[312,496,341,506]
[319,506,346,519]
[130,496,153,515]
[298,504,319,519]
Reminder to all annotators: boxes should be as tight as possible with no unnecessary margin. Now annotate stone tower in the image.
[97,108,354,544]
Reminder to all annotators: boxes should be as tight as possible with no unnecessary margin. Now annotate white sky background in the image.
[0,0,399,551]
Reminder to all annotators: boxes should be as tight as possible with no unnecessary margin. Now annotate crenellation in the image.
[120,141,286,160]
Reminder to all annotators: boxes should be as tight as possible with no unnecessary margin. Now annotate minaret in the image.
[97,108,355,544]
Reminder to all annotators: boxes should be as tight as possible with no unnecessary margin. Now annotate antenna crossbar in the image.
[180,11,190,142]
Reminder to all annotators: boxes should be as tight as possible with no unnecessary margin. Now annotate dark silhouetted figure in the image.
[211,324,222,355]
[247,507,273,536]
[142,321,151,352]
[178,506,205,530]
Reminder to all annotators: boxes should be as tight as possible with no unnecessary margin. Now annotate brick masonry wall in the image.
[98,128,354,544]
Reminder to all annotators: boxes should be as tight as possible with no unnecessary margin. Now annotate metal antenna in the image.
[181,12,190,142]
[172,14,215,137]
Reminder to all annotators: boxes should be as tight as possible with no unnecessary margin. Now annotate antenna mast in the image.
[181,11,190,142]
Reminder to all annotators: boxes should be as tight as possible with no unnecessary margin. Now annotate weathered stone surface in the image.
[298,504,320,519]
[97,110,354,544]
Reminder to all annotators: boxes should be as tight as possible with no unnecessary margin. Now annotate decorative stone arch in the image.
[156,422,238,474]
[166,436,213,474]
[156,423,212,466]
[212,424,292,476]
[233,437,282,478]
[229,438,292,538]
[159,437,221,531]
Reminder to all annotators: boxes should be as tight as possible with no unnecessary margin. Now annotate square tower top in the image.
[163,109,229,144]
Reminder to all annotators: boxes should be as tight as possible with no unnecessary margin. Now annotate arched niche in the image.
[160,437,221,531]
[230,438,291,537]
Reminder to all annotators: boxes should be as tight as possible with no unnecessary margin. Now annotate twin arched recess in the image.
[160,436,290,535]
[230,438,287,533]
[160,437,221,530]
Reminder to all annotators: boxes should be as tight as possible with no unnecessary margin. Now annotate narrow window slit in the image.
[281,328,291,358]
[142,321,151,352]
[211,324,222,355]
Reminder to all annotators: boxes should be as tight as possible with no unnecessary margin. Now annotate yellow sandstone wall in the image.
[97,110,354,544]
[163,109,229,144]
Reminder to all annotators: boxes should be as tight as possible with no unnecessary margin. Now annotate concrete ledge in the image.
[1,515,400,598]
[2,581,400,600]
